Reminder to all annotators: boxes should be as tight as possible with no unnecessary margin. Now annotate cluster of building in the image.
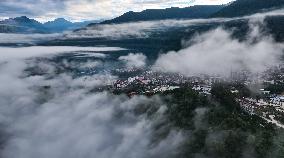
[111,67,284,127]
[112,70,187,95]
[111,69,224,96]
[229,66,284,128]
[192,85,212,95]
[238,96,284,128]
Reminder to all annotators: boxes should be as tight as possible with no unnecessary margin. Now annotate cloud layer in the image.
[119,53,147,68]
[0,46,182,158]
[153,13,284,77]
[67,18,228,39]
[0,46,125,61]
[65,9,284,40]
[0,8,284,158]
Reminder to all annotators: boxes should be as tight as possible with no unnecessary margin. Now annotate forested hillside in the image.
[213,0,284,17]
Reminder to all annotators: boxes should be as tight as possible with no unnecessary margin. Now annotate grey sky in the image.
[0,0,233,22]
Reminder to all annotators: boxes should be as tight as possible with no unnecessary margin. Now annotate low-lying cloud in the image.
[0,8,284,158]
[119,53,147,69]
[0,33,61,44]
[0,46,183,158]
[65,9,284,41]
[2,9,283,45]
[66,18,228,39]
[0,46,125,61]
[153,17,284,77]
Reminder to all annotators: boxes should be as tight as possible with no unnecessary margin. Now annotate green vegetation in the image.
[163,88,209,129]
[213,0,284,17]
[154,84,284,158]
[265,83,284,95]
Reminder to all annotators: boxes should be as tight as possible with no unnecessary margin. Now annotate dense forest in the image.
[213,0,284,17]
[140,85,284,158]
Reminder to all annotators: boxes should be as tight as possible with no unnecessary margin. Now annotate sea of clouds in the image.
[151,9,284,77]
[153,23,284,77]
[0,8,284,158]
[0,46,184,158]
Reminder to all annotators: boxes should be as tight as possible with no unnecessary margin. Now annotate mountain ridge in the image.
[0,17,101,33]
[212,0,284,17]
[92,5,224,25]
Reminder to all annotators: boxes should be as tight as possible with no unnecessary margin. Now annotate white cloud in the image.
[119,53,147,68]
[153,19,284,77]
[0,46,125,61]
[65,8,284,40]
[0,46,182,158]
[67,18,228,39]
[0,33,61,44]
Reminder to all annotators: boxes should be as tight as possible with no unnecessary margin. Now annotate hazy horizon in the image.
[0,0,233,22]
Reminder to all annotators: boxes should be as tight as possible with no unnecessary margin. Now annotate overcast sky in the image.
[0,0,233,22]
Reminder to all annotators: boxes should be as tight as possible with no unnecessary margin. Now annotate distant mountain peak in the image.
[45,18,72,24]
[0,16,96,33]
[55,18,67,20]
[44,18,72,28]
[54,18,71,23]
[13,16,33,22]
[18,16,28,19]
